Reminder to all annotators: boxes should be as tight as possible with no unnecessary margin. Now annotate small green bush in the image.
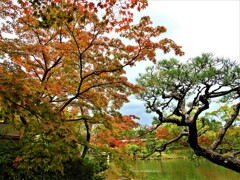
[0,141,107,180]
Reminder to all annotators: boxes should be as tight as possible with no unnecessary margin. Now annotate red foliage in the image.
[156,127,170,140]
[198,136,211,145]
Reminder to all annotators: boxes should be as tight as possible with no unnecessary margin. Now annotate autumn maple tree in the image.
[137,53,240,173]
[0,0,183,176]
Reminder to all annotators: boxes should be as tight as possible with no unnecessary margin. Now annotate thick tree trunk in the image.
[197,147,240,173]
[188,122,200,152]
[188,121,240,173]
[81,120,91,158]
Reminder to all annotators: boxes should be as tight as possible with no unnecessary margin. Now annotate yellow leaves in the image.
[76,32,91,48]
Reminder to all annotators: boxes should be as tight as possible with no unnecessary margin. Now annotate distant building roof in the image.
[0,123,20,140]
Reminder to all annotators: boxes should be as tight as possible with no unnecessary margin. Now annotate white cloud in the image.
[142,0,240,60]
[120,95,155,125]
[121,0,240,125]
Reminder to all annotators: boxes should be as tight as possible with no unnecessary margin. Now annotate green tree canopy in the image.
[137,53,240,173]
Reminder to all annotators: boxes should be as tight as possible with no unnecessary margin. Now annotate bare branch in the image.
[186,86,204,114]
[231,151,240,157]
[192,95,209,122]
[209,102,240,150]
[142,129,188,159]
[209,87,240,98]
[156,129,188,152]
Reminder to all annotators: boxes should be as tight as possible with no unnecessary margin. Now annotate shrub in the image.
[0,141,107,179]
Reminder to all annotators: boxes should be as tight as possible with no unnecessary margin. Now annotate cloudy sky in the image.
[120,0,240,125]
